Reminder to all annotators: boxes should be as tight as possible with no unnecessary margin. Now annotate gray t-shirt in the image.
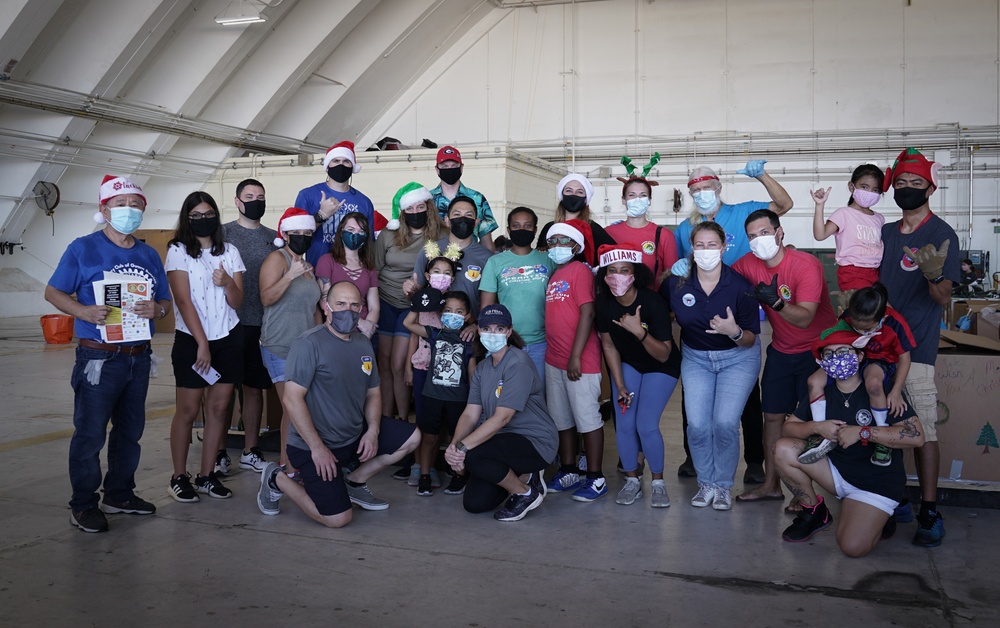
[260,249,322,358]
[285,325,380,450]
[222,220,277,326]
[468,346,557,462]
[413,237,493,315]
[375,231,427,309]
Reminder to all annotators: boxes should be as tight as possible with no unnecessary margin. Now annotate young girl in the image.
[800,283,915,466]
[166,191,245,502]
[315,212,379,338]
[404,289,477,496]
[812,164,887,292]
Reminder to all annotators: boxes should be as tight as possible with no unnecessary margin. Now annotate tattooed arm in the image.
[837,416,925,449]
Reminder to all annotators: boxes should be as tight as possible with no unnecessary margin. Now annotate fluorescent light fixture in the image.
[215,0,267,26]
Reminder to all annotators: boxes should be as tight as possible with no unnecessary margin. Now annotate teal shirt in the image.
[430,182,498,238]
[480,249,552,344]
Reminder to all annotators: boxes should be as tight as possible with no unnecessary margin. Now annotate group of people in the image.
[48,143,958,557]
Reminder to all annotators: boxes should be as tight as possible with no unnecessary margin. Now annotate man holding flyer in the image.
[45,175,171,533]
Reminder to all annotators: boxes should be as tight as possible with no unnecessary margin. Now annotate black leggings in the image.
[463,433,548,514]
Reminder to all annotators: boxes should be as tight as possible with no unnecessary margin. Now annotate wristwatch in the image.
[859,426,872,447]
[772,299,785,312]
[929,275,946,284]
[456,441,468,453]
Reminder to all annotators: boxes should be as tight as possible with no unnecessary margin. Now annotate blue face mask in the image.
[625,197,650,217]
[441,312,465,330]
[480,332,508,354]
[547,246,575,265]
[341,231,367,251]
[109,207,143,235]
[692,189,718,214]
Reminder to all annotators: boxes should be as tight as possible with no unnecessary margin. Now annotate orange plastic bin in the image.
[41,314,74,344]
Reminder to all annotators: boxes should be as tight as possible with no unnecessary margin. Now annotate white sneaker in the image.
[691,484,715,508]
[239,447,267,472]
[616,477,642,505]
[650,479,670,508]
[712,486,733,511]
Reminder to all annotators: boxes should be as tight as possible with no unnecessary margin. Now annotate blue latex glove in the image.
[671,258,690,277]
[737,159,768,178]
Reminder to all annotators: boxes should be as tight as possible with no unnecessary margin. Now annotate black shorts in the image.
[285,418,417,516]
[240,325,272,390]
[861,358,896,390]
[418,396,465,436]
[760,344,815,415]
[171,325,245,388]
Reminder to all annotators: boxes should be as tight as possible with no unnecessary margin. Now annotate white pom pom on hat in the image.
[322,141,360,173]
[274,207,316,248]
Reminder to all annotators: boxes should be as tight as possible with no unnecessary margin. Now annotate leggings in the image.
[463,433,548,514]
[610,364,677,474]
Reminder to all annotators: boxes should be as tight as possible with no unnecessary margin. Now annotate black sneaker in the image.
[70,508,109,533]
[677,458,697,478]
[528,470,547,498]
[169,473,200,503]
[443,473,468,495]
[870,444,893,467]
[417,474,433,496]
[881,514,897,540]
[392,465,412,481]
[100,494,156,515]
[782,496,833,542]
[214,449,232,476]
[195,472,233,499]
[494,486,543,522]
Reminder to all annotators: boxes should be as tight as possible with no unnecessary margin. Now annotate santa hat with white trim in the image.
[273,207,316,248]
[387,182,433,231]
[322,140,360,173]
[598,243,644,268]
[94,175,145,224]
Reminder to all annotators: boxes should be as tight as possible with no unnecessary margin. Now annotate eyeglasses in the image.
[820,347,855,360]
[189,211,218,221]
[546,236,576,247]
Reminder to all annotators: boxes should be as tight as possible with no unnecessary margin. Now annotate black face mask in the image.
[449,216,476,240]
[562,195,587,214]
[190,216,219,238]
[287,234,313,256]
[240,199,266,221]
[404,211,428,229]
[894,187,929,211]
[508,229,535,248]
[438,167,462,186]
[327,164,353,184]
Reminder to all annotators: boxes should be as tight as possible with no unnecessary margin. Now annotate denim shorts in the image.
[260,345,287,384]
[378,299,410,338]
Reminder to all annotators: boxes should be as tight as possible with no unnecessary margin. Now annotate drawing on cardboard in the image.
[977,422,998,454]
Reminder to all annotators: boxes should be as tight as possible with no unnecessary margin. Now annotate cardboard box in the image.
[913,331,1000,484]
[977,307,1000,342]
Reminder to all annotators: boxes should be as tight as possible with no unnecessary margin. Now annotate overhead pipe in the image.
[969,144,976,243]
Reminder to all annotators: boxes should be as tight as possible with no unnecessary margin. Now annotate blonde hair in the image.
[554,201,591,223]
[393,204,443,249]
[686,165,723,226]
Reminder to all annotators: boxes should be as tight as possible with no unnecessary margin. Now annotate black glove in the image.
[749,274,783,310]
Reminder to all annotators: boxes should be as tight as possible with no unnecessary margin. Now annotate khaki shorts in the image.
[545,365,603,433]
[904,362,938,442]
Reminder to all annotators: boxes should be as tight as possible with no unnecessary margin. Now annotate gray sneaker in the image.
[650,479,670,508]
[257,462,282,516]
[347,482,389,511]
[691,483,715,508]
[798,436,836,464]
[712,486,733,511]
[616,477,642,505]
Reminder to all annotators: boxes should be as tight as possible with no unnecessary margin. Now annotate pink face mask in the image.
[851,188,881,209]
[604,273,635,297]
[428,274,453,291]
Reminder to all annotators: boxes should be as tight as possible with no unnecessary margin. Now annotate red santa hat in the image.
[273,207,316,248]
[372,211,388,233]
[548,219,594,265]
[884,147,940,191]
[598,243,644,268]
[94,175,145,224]
[322,140,360,173]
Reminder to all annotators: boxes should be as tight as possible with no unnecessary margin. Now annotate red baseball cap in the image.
[436,146,462,165]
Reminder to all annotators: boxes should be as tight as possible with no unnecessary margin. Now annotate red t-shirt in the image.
[544,261,601,373]
[733,249,837,354]
[604,221,678,288]
[846,306,916,364]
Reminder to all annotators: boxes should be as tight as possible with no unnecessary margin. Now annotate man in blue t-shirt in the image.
[294,140,376,267]
[45,175,171,533]
[671,160,794,482]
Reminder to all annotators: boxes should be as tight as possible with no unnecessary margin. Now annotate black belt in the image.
[79,338,150,356]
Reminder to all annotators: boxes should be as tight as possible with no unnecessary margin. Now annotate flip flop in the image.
[784,497,803,514]
[735,489,785,502]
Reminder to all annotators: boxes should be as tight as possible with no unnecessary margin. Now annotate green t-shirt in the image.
[479,249,552,344]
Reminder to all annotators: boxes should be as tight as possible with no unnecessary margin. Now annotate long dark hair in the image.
[170,191,224,258]
[595,261,654,301]
[331,211,375,269]
[848,282,889,323]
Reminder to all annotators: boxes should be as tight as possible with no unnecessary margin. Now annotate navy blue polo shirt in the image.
[660,264,761,351]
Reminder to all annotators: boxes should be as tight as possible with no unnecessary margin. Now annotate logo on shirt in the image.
[546,280,571,303]
[500,264,549,283]
[855,409,873,426]
[641,241,655,255]
[361,356,373,376]
[682,293,696,307]
[495,379,503,398]
[900,247,920,272]
[724,231,735,252]
[465,265,482,282]
[779,284,792,301]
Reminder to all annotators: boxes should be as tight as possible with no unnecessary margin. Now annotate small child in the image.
[404,289,477,497]
[812,163,886,293]
[799,283,915,466]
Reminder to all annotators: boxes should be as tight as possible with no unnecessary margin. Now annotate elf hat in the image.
[273,207,316,248]
[322,140,360,173]
[388,182,433,231]
[94,175,145,224]
[884,147,940,191]
[556,173,594,204]
[811,320,863,360]
[598,243,644,268]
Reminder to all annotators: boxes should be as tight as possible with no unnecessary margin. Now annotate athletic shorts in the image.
[545,365,602,433]
[172,325,244,388]
[240,325,272,389]
[827,458,899,515]
[418,396,465,436]
[761,345,815,415]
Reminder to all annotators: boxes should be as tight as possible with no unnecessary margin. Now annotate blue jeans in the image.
[523,341,547,395]
[681,339,761,489]
[610,364,677,475]
[69,346,152,511]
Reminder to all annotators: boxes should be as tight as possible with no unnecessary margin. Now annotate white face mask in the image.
[692,189,719,214]
[693,249,722,271]
[625,197,650,217]
[749,234,780,261]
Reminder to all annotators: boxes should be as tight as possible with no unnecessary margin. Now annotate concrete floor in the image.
[0,316,996,627]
